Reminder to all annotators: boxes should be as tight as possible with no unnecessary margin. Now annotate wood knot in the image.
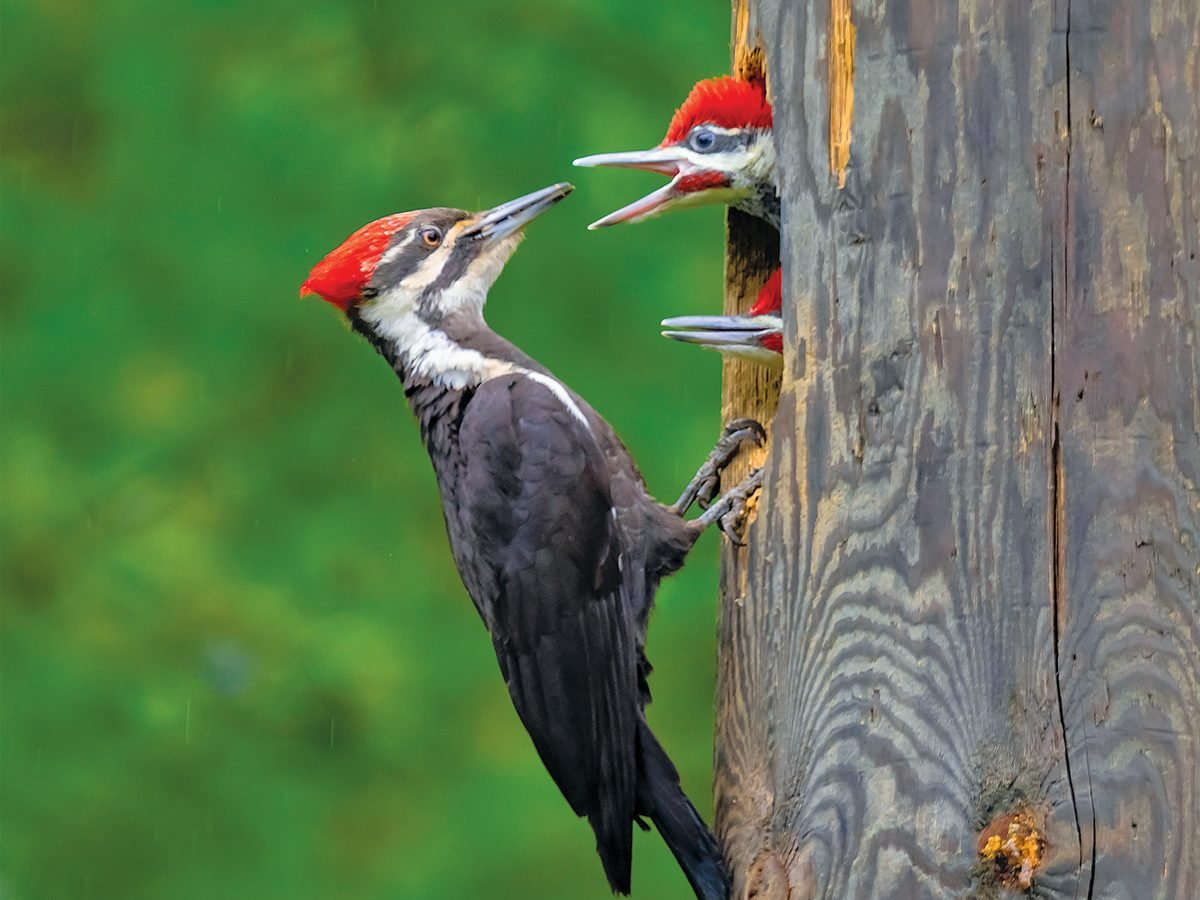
[977,810,1046,891]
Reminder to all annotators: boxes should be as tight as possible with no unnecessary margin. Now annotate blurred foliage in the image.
[1,1,735,897]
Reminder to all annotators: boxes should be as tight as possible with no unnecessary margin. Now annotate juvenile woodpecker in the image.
[574,77,783,366]
[301,183,762,900]
[574,76,777,230]
[661,268,782,369]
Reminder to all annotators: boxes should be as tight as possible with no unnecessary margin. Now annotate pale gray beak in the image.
[660,313,784,369]
[573,147,702,229]
[462,182,574,241]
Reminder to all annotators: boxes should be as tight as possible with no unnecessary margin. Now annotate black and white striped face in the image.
[573,126,775,228]
[361,207,515,325]
[303,183,573,389]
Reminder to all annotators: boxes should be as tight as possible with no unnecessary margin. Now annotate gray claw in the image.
[696,466,764,543]
[671,420,768,517]
[719,467,764,544]
[723,417,767,447]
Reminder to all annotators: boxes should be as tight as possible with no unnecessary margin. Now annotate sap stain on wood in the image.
[828,0,855,188]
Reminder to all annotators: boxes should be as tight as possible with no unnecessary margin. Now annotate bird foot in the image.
[695,467,764,546]
[671,418,766,516]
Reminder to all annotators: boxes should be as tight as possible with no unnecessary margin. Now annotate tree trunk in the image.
[716,1,1200,897]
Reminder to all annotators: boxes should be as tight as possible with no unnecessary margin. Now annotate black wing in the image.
[450,373,638,892]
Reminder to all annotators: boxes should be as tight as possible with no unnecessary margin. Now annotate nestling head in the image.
[574,76,774,228]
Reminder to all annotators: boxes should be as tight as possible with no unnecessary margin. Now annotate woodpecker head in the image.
[301,183,573,386]
[659,268,783,369]
[573,76,775,229]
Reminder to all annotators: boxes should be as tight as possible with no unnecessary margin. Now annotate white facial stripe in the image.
[357,233,591,433]
[377,230,418,268]
[359,301,498,389]
[677,135,775,189]
[672,128,772,188]
[361,229,521,335]
[397,248,448,293]
[366,315,593,431]
[427,234,523,317]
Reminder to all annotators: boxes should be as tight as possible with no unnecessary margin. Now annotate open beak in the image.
[573,147,701,229]
[461,182,574,241]
[660,314,784,369]
[573,146,687,177]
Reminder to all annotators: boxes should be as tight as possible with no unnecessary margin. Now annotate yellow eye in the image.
[420,227,442,248]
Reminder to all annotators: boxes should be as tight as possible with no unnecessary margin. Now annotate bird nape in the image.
[574,75,784,367]
[302,183,763,900]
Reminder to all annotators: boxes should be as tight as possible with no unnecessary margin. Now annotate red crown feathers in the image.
[661,76,772,145]
[749,268,782,317]
[300,212,417,310]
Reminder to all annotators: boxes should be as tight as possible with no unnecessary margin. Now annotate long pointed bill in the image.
[461,182,574,241]
[574,147,697,229]
[661,314,781,333]
[660,314,784,369]
[585,180,685,229]
[575,147,739,229]
[573,147,687,176]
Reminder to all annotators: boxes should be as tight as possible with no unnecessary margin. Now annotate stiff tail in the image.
[636,721,731,900]
[590,807,633,895]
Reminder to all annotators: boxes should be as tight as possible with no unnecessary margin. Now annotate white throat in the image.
[357,235,523,389]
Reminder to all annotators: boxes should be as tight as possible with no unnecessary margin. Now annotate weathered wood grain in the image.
[1054,0,1200,894]
[714,0,1199,896]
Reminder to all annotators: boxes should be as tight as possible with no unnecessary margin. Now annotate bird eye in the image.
[420,227,442,248]
[689,127,717,152]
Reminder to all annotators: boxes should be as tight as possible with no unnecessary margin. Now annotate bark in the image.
[716,1,1200,897]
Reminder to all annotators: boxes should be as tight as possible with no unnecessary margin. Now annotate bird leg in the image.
[691,467,764,546]
[670,418,766,516]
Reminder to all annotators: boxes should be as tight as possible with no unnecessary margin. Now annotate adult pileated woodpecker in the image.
[301,183,763,900]
[574,76,783,367]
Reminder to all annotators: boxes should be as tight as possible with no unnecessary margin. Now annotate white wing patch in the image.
[521,371,591,431]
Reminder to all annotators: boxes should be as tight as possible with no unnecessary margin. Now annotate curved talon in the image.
[693,466,764,543]
[671,419,767,516]
[718,512,748,546]
[695,474,720,510]
[723,417,767,447]
[717,467,764,545]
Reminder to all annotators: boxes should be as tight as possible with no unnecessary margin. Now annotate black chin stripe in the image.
[347,308,402,368]
[419,241,477,320]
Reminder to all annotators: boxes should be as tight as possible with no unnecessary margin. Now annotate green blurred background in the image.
[1,2,734,897]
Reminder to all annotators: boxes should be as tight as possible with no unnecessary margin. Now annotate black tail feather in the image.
[636,721,731,900]
[590,807,633,895]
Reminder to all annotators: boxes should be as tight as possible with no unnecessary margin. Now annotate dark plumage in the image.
[304,185,760,899]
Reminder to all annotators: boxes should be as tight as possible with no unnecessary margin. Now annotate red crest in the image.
[661,76,772,145]
[749,268,783,316]
[300,213,417,310]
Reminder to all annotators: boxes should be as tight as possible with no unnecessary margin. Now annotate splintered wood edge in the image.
[724,0,780,486]
[829,0,855,188]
